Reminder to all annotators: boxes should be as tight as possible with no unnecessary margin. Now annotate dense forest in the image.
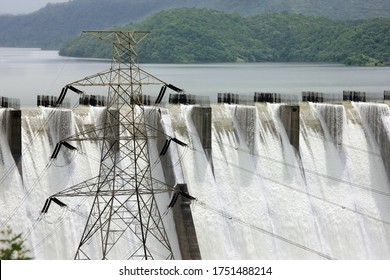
[1,0,390,49]
[59,9,390,66]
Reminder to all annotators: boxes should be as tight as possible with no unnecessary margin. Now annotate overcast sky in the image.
[1,0,68,15]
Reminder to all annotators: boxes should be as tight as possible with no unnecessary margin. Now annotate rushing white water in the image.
[1,102,390,259]
[169,102,390,259]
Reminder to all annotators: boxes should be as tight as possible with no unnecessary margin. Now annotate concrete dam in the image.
[1,93,390,259]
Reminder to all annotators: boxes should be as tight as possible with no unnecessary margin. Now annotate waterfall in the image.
[1,103,390,259]
[1,107,104,259]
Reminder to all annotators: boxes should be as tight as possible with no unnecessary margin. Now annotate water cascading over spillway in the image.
[1,107,106,259]
[1,101,390,259]
[167,101,390,259]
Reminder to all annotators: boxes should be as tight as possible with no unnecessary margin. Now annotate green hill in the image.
[59,9,390,66]
[1,0,390,49]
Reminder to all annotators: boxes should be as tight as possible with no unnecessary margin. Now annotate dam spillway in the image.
[1,99,390,259]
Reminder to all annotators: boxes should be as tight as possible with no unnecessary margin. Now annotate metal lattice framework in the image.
[43,31,180,260]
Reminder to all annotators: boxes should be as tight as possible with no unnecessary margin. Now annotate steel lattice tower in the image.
[43,31,178,260]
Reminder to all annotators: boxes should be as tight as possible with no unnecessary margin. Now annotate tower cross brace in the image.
[44,31,180,260]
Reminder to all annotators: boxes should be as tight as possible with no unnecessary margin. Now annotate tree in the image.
[0,227,32,260]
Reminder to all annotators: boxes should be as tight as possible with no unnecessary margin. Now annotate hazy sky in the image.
[1,0,68,15]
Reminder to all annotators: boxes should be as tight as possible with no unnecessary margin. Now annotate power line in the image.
[186,141,390,223]
[0,161,53,231]
[187,134,390,198]
[3,101,390,259]
[195,200,335,260]
[152,105,390,228]
[0,100,80,186]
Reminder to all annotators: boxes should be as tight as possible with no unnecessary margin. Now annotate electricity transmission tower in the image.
[42,31,183,260]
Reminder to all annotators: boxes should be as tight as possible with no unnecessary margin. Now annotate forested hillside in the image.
[0,0,390,49]
[59,9,390,66]
[0,0,178,48]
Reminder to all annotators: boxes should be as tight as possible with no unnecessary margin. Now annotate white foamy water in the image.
[169,102,390,259]
[1,102,390,259]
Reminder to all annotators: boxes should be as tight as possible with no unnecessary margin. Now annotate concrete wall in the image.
[191,107,212,150]
[7,110,22,175]
[191,106,213,174]
[280,105,300,151]
[173,184,201,260]
[156,108,202,260]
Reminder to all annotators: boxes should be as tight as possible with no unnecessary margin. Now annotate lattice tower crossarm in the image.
[44,31,177,260]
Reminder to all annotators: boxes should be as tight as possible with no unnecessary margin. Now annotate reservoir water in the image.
[1,48,390,106]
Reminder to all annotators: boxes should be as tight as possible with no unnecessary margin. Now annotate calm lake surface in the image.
[1,48,390,107]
